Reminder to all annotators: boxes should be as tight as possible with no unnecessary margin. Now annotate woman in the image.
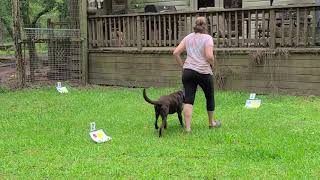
[173,16,220,132]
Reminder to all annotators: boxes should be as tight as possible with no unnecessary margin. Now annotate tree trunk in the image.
[12,0,25,88]
[21,0,37,82]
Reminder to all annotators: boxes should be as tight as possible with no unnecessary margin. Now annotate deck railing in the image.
[88,5,320,49]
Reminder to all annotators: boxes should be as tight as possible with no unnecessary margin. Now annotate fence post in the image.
[269,9,276,49]
[12,0,25,88]
[80,0,88,85]
[137,15,142,50]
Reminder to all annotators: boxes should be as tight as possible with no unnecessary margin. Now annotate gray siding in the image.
[243,0,270,7]
[128,0,191,13]
[235,0,316,8]
[273,0,316,6]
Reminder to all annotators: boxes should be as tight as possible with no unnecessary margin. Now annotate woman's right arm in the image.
[173,40,186,68]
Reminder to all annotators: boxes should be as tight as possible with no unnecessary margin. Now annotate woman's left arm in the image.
[205,39,214,66]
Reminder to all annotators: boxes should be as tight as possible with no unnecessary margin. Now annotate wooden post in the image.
[12,0,25,88]
[311,7,317,46]
[241,11,245,47]
[80,0,88,85]
[255,10,258,46]
[153,16,156,46]
[296,8,300,46]
[269,9,276,49]
[222,12,225,47]
[148,16,152,46]
[217,12,220,47]
[174,15,177,46]
[137,15,142,50]
[144,16,147,46]
[303,8,308,46]
[228,12,231,46]
[281,9,285,46]
[158,15,162,47]
[235,11,239,47]
[289,9,293,46]
[262,10,266,46]
[168,15,172,46]
[248,11,251,46]
[164,15,167,46]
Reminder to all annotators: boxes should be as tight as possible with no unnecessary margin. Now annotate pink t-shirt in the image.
[182,33,214,75]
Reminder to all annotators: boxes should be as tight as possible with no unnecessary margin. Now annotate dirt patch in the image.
[0,55,17,88]
[0,66,16,80]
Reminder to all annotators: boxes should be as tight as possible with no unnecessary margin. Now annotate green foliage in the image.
[1,0,69,41]
[20,0,58,27]
[56,0,69,19]
[0,0,13,40]
[0,49,15,55]
[0,87,320,178]
[0,0,12,22]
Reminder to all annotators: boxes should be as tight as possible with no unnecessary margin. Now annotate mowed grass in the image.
[0,86,319,178]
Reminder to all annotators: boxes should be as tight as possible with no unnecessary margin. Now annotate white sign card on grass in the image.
[56,82,68,93]
[245,93,261,108]
[245,99,261,108]
[89,122,112,143]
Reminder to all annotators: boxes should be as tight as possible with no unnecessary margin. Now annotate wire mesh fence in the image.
[20,0,82,85]
[22,28,81,84]
[24,28,80,41]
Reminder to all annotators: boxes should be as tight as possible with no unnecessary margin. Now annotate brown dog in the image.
[143,88,184,137]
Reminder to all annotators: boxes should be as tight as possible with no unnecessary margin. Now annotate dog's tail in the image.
[143,89,160,105]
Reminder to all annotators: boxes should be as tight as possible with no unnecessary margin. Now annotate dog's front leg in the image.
[155,110,159,129]
[159,113,168,137]
[178,110,183,127]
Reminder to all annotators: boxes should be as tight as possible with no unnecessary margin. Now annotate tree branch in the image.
[31,6,55,26]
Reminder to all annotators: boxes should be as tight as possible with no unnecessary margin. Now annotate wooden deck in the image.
[85,4,320,95]
[88,4,320,49]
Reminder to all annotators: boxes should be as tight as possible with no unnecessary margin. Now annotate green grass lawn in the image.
[0,86,320,178]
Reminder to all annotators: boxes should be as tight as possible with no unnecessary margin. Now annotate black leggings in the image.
[182,69,215,111]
